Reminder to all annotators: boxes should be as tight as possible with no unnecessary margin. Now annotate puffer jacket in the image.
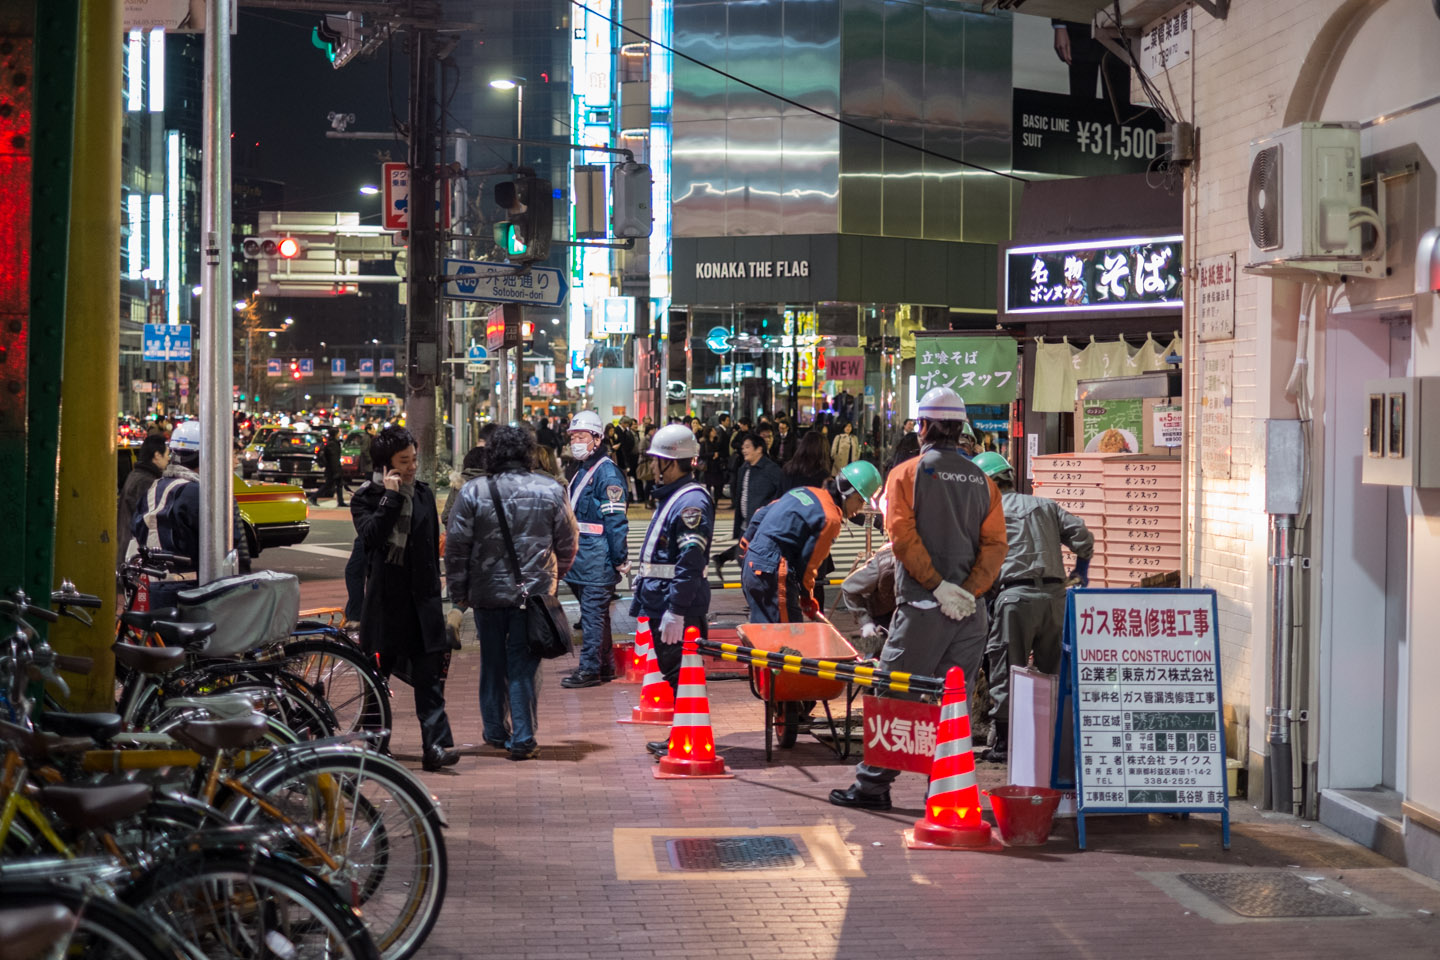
[444,466,578,610]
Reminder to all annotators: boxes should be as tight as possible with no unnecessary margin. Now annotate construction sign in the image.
[862,695,941,774]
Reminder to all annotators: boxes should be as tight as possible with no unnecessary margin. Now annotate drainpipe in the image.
[1266,514,1296,812]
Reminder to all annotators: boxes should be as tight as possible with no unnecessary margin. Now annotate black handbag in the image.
[486,477,573,660]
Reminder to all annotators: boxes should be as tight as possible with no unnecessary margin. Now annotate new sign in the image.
[1005,236,1183,316]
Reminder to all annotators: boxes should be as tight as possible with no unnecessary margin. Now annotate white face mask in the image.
[571,440,593,460]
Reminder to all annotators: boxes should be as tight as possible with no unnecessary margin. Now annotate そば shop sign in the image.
[914,336,1019,405]
[1005,236,1183,316]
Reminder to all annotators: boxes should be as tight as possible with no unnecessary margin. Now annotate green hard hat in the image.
[839,459,884,502]
[972,451,1013,479]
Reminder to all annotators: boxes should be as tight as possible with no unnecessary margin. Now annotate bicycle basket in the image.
[175,570,301,656]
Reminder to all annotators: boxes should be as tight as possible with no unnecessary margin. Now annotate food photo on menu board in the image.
[1079,399,1142,454]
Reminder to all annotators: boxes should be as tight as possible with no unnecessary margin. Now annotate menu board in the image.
[1058,587,1230,850]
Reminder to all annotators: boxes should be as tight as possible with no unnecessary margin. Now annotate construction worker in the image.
[972,451,1093,762]
[829,386,1007,810]
[560,410,631,688]
[740,461,883,624]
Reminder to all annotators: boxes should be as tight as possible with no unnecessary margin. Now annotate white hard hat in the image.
[569,410,604,437]
[169,419,202,452]
[917,386,968,422]
[646,423,700,460]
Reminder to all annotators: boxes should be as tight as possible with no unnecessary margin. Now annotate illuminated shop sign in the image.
[695,259,810,280]
[1005,236,1182,315]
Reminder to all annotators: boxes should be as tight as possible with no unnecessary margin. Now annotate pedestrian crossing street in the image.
[617,502,880,591]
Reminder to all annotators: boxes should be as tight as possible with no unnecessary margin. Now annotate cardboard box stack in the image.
[1030,453,1110,586]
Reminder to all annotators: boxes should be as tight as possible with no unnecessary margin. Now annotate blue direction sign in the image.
[528,375,540,388]
[298,358,314,376]
[467,344,487,363]
[142,323,192,362]
[442,258,567,308]
[332,358,346,375]
[379,358,395,376]
[359,359,374,377]
[267,358,282,377]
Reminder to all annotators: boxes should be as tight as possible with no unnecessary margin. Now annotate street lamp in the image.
[489,76,526,167]
[359,185,380,195]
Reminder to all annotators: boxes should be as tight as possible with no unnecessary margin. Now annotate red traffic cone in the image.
[617,617,652,685]
[904,667,994,850]
[655,628,733,779]
[617,625,675,725]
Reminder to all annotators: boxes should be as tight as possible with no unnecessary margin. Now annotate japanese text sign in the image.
[1005,236,1183,316]
[1197,252,1236,341]
[914,336,1019,405]
[1067,588,1228,813]
[142,323,191,362]
[862,695,942,775]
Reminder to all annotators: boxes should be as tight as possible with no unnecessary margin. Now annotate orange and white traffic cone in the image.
[904,666,994,850]
[617,625,675,725]
[617,617,652,685]
[654,628,733,779]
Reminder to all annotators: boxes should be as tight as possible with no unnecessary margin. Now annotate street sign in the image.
[267,358,282,377]
[332,358,346,375]
[379,358,395,376]
[298,358,314,376]
[486,303,522,351]
[359,358,374,377]
[142,323,192,362]
[442,258,567,308]
[527,375,540,388]
[383,161,451,232]
[466,344,487,373]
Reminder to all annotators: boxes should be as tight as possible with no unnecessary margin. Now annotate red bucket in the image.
[986,786,1061,846]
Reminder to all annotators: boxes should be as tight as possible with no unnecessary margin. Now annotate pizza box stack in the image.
[1029,453,1111,587]
[1100,456,1182,587]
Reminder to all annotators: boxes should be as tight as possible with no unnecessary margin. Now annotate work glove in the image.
[1070,556,1091,588]
[800,596,820,621]
[658,609,684,645]
[860,622,879,640]
[934,580,976,621]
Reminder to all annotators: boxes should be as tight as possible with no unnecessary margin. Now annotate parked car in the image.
[237,425,279,478]
[254,428,325,490]
[234,474,310,556]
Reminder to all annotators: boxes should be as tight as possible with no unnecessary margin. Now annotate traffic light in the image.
[241,235,306,260]
[311,14,363,68]
[611,161,653,239]
[493,176,553,262]
[289,361,300,381]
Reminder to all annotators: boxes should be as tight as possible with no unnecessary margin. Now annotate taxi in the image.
[235,473,311,556]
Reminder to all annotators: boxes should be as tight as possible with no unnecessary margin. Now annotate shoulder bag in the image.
[486,476,573,660]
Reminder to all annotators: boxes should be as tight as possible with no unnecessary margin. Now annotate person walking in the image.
[830,421,861,473]
[309,427,347,507]
[117,435,169,564]
[711,432,785,582]
[351,426,457,772]
[701,426,728,505]
[444,426,578,760]
[972,452,1093,762]
[560,411,630,689]
[830,387,1007,810]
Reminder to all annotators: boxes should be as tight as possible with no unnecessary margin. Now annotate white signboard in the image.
[123,0,237,32]
[1200,343,1232,478]
[1152,404,1183,448]
[1063,588,1229,847]
[1140,7,1192,76]
[1197,252,1236,341]
[598,296,636,336]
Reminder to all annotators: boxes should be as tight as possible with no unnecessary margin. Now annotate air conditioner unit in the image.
[1247,122,1362,267]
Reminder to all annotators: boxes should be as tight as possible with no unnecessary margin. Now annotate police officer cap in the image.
[569,410,604,437]
[646,423,700,460]
[916,386,968,422]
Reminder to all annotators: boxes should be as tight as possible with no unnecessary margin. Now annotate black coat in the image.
[320,438,343,480]
[731,456,786,538]
[350,479,447,658]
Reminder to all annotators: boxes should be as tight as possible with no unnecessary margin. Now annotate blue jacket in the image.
[563,451,629,585]
[129,468,248,573]
[629,473,713,618]
[742,486,843,592]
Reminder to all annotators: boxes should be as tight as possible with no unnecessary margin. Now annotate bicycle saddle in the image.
[39,782,153,830]
[111,642,187,675]
[0,905,75,960]
[151,620,216,649]
[118,607,180,630]
[161,691,259,720]
[36,711,122,744]
[173,713,269,753]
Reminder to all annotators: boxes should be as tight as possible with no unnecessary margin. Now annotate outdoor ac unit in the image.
[1247,122,1362,267]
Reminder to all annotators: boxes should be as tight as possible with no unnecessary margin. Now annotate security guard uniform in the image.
[740,487,843,623]
[629,472,714,689]
[563,448,630,681]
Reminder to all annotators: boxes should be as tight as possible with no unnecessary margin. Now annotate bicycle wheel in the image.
[282,637,392,749]
[227,748,445,960]
[123,849,381,960]
[0,882,187,960]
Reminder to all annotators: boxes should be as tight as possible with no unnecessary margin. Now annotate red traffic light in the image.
[278,237,302,259]
[520,321,535,338]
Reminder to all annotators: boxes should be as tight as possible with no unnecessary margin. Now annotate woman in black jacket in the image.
[351,425,457,772]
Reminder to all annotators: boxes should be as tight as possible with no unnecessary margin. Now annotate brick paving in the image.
[294,580,1440,959]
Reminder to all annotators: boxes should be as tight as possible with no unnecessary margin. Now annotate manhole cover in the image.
[1179,872,1368,918]
[666,836,804,872]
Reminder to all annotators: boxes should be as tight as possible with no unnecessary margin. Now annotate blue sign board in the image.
[142,323,192,362]
[359,358,374,377]
[267,358,282,377]
[467,345,487,363]
[298,358,314,376]
[332,358,346,375]
[441,258,567,308]
[705,326,732,354]
[528,375,540,388]
[379,358,395,376]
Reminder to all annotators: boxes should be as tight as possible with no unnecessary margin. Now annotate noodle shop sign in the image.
[1005,236,1183,316]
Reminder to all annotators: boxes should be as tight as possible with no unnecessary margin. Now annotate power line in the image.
[569,0,1028,185]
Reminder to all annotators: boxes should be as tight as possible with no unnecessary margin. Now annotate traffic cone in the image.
[654,628,733,779]
[616,626,674,725]
[617,617,652,685]
[904,667,994,850]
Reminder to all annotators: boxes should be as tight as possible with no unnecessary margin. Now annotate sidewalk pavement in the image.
[347,595,1439,960]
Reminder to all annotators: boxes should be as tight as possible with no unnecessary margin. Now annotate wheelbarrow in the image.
[734,620,860,761]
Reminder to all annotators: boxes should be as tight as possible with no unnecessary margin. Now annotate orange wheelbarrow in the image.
[735,621,861,761]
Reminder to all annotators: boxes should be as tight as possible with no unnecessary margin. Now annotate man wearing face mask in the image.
[560,410,631,688]
[629,424,714,756]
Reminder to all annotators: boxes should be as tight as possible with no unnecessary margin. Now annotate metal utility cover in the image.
[1179,872,1368,918]
[666,836,804,872]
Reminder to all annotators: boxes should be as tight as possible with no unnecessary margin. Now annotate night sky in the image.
[232,10,404,214]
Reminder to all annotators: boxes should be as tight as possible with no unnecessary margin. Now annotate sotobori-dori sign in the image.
[143,323,192,362]
[1012,88,1165,178]
[914,336,1018,405]
[1005,236,1183,316]
[442,258,567,308]
[1056,587,1229,850]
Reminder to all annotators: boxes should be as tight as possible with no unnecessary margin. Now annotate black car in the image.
[254,429,327,490]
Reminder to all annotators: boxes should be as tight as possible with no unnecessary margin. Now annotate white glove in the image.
[934,580,976,621]
[616,561,631,577]
[658,610,685,645]
[860,622,879,640]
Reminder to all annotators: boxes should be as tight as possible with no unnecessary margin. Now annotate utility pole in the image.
[404,27,441,478]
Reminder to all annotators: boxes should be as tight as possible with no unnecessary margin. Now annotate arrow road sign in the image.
[332,358,346,375]
[379,358,395,376]
[143,323,192,362]
[359,358,374,377]
[441,258,567,308]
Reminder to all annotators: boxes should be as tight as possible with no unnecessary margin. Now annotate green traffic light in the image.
[311,26,337,63]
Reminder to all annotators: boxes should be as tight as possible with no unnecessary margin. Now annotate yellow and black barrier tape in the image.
[695,639,944,698]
